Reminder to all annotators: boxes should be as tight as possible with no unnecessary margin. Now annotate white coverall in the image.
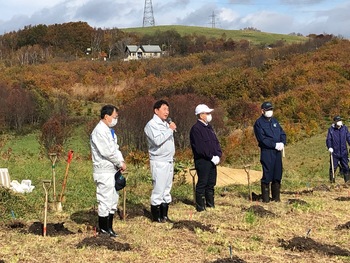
[90,120,124,217]
[144,114,175,206]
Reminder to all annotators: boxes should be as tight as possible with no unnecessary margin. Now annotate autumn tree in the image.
[4,86,35,132]
[39,115,72,155]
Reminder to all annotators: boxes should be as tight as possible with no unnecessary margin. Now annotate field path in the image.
[184,166,261,186]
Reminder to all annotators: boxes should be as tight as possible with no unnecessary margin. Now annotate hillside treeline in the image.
[0,22,310,66]
[0,23,348,165]
[0,21,238,64]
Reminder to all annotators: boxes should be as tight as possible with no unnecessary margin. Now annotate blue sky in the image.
[1,0,350,37]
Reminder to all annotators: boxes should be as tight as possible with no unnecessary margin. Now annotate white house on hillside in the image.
[124,45,162,61]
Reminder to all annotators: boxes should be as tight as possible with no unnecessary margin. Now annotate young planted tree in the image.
[39,115,72,156]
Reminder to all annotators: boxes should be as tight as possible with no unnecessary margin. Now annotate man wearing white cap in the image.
[190,104,222,212]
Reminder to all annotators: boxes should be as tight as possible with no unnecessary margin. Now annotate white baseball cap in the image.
[195,104,214,115]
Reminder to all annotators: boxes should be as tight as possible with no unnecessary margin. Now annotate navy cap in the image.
[261,102,273,111]
[333,116,342,122]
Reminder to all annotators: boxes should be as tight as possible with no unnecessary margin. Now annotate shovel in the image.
[48,153,57,202]
[330,152,335,183]
[244,164,252,201]
[57,150,74,211]
[122,171,128,221]
[189,168,197,204]
[42,180,51,237]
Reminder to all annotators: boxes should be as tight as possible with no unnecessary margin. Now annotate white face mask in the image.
[206,114,212,123]
[264,110,273,118]
[336,121,343,127]
[108,118,118,127]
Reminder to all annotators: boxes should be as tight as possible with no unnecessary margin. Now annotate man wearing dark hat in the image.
[326,116,350,183]
[254,102,286,202]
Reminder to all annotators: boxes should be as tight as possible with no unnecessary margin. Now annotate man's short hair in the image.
[100,105,118,119]
[153,100,169,110]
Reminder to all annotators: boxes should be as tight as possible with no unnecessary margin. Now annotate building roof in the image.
[141,45,162,53]
[125,45,138,52]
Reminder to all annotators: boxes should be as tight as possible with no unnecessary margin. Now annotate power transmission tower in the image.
[210,11,217,28]
[143,0,155,27]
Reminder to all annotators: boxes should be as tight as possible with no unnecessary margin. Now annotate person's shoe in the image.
[195,194,206,212]
[205,190,215,208]
[271,181,281,202]
[160,203,172,222]
[98,216,110,236]
[151,205,162,222]
[108,213,118,237]
[261,183,270,203]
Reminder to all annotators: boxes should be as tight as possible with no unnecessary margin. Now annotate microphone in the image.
[166,117,177,132]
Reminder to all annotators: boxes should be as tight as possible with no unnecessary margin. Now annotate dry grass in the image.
[1,182,350,263]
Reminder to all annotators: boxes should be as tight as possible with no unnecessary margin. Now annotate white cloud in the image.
[0,0,350,37]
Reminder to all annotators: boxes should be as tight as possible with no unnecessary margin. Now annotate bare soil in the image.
[279,236,350,256]
[1,182,350,262]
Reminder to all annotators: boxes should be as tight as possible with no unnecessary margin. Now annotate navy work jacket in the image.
[190,120,222,161]
[326,124,350,157]
[254,115,286,149]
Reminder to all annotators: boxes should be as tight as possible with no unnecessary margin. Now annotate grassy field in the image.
[121,25,307,45]
[1,129,350,263]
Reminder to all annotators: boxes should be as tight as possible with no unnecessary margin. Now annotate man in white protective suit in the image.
[90,104,126,237]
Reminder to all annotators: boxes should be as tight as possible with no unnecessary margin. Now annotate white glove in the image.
[275,142,284,151]
[211,156,220,165]
[328,148,333,153]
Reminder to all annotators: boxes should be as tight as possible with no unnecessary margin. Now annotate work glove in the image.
[211,156,220,165]
[275,142,284,151]
[328,148,333,153]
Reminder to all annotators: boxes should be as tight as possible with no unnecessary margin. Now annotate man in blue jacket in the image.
[254,102,286,202]
[190,104,222,211]
[326,116,350,183]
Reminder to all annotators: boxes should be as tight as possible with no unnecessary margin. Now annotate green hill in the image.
[121,25,307,45]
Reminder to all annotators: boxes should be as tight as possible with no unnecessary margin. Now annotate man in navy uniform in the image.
[254,102,286,202]
[326,116,350,183]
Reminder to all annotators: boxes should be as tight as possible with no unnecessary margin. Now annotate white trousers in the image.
[150,160,173,206]
[93,172,119,217]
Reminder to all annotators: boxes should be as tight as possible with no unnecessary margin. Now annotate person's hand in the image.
[169,122,177,132]
[120,161,126,172]
[275,142,284,151]
[328,148,333,153]
[211,156,220,165]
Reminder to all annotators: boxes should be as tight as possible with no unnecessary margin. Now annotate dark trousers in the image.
[260,148,282,184]
[329,154,349,182]
[195,158,217,195]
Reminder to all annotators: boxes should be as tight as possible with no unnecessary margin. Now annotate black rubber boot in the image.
[261,183,270,203]
[271,181,281,202]
[108,213,118,237]
[98,216,110,235]
[151,205,162,222]
[344,173,350,183]
[205,190,215,208]
[160,203,172,222]
[195,194,206,212]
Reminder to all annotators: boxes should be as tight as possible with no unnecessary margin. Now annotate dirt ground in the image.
[1,182,350,262]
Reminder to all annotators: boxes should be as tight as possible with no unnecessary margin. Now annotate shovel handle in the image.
[330,152,335,181]
[123,187,126,221]
[59,150,74,203]
[189,168,196,204]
